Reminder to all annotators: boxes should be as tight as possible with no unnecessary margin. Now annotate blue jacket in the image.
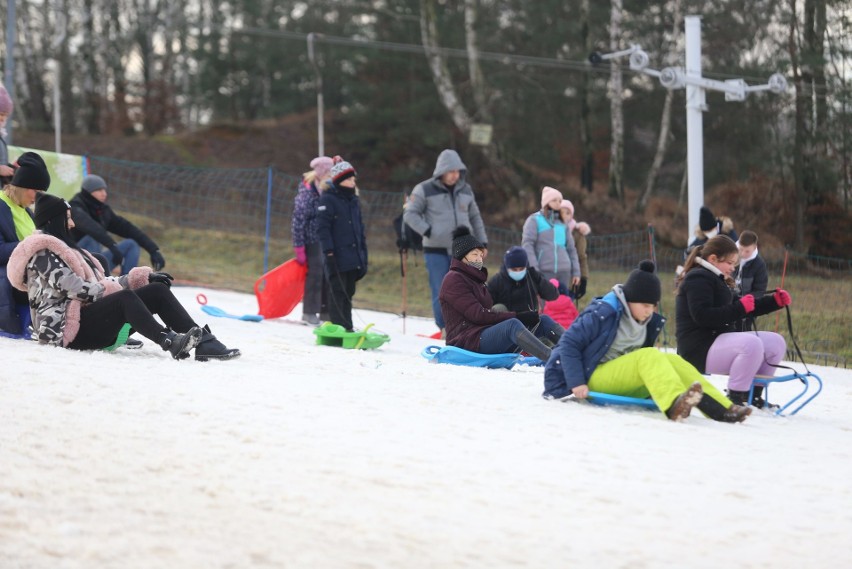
[0,200,33,334]
[316,184,368,276]
[542,291,665,399]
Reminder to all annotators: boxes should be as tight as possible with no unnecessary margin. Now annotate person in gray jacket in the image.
[403,149,487,332]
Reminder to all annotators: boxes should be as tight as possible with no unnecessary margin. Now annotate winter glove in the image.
[294,245,307,266]
[773,288,792,308]
[573,276,588,300]
[108,245,123,268]
[325,254,338,275]
[423,227,432,238]
[148,272,174,288]
[150,250,166,271]
[515,310,540,328]
[739,294,755,314]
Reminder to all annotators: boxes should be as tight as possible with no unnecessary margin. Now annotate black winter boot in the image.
[726,389,751,406]
[697,394,752,423]
[194,324,241,362]
[514,327,552,362]
[749,386,780,410]
[665,382,703,421]
[159,326,202,360]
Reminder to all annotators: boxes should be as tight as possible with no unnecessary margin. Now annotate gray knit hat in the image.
[82,174,107,193]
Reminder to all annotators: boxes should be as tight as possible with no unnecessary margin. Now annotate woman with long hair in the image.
[675,235,790,407]
[7,192,240,361]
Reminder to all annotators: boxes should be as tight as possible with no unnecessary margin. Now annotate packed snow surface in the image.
[2,286,851,568]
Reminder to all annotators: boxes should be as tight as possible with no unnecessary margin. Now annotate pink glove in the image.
[739,294,755,314]
[294,246,307,266]
[773,289,791,308]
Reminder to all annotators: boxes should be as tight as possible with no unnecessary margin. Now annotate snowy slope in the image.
[1,285,851,569]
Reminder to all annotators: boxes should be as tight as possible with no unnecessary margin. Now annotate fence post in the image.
[264,166,273,274]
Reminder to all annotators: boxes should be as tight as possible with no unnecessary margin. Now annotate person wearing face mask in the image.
[438,227,554,362]
[543,261,751,423]
[486,246,564,345]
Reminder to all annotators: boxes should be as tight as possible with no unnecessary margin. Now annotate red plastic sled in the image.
[254,259,308,319]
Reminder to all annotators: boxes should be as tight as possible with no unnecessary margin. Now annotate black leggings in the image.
[67,283,197,350]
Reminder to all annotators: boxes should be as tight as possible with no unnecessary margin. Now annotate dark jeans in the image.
[68,283,196,350]
[327,269,358,332]
[479,316,561,354]
[303,241,328,316]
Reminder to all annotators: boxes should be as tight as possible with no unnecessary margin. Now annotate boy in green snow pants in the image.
[542,261,751,423]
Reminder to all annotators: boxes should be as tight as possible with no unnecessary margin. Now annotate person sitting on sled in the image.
[7,192,240,361]
[542,260,751,423]
[676,235,790,408]
[439,226,555,362]
[486,245,564,345]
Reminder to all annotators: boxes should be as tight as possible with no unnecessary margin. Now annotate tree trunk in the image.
[636,0,683,212]
[579,0,594,193]
[607,0,624,204]
[419,0,525,199]
[80,0,102,134]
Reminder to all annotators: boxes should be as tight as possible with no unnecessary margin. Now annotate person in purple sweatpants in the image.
[675,235,791,409]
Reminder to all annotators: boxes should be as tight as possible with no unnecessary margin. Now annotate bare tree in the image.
[419,0,524,198]
[636,0,683,212]
[579,0,594,193]
[607,0,624,204]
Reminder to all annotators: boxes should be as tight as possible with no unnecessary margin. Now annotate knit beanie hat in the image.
[310,156,334,178]
[330,156,356,186]
[82,174,107,193]
[0,85,12,115]
[560,199,574,214]
[34,192,70,228]
[452,226,485,261]
[541,186,563,208]
[622,260,661,305]
[503,246,528,269]
[11,152,51,191]
[699,206,717,232]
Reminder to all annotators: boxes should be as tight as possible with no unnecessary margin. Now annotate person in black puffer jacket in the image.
[676,235,790,408]
[486,246,564,345]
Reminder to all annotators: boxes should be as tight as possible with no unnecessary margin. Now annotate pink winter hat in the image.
[560,199,574,214]
[310,156,334,178]
[0,85,13,115]
[541,186,563,208]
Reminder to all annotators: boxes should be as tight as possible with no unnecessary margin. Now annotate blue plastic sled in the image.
[201,305,264,322]
[750,371,823,416]
[586,391,659,410]
[420,345,543,369]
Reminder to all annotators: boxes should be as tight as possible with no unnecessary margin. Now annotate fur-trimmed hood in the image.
[7,232,152,346]
[575,221,591,236]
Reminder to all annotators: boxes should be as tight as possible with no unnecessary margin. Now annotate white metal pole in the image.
[307,33,324,157]
[684,15,706,238]
[5,0,15,144]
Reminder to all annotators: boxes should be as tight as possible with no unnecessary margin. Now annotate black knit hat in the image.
[622,260,661,305]
[11,152,51,192]
[34,192,70,228]
[452,226,485,261]
[699,206,717,232]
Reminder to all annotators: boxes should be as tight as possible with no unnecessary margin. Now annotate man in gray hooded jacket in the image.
[404,149,488,332]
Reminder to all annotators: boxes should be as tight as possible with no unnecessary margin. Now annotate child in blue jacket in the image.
[542,261,751,423]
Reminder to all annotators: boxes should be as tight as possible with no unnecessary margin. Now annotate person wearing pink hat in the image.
[292,156,334,326]
[521,186,581,295]
[559,199,592,300]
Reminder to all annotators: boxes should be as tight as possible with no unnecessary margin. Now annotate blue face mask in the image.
[508,269,527,281]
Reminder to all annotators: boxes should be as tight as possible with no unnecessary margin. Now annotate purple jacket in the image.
[291,180,321,247]
[439,259,514,351]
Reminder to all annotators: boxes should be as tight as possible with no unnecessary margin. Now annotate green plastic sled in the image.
[312,322,390,350]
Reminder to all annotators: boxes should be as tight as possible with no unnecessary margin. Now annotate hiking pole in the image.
[400,248,408,334]
[774,249,789,333]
